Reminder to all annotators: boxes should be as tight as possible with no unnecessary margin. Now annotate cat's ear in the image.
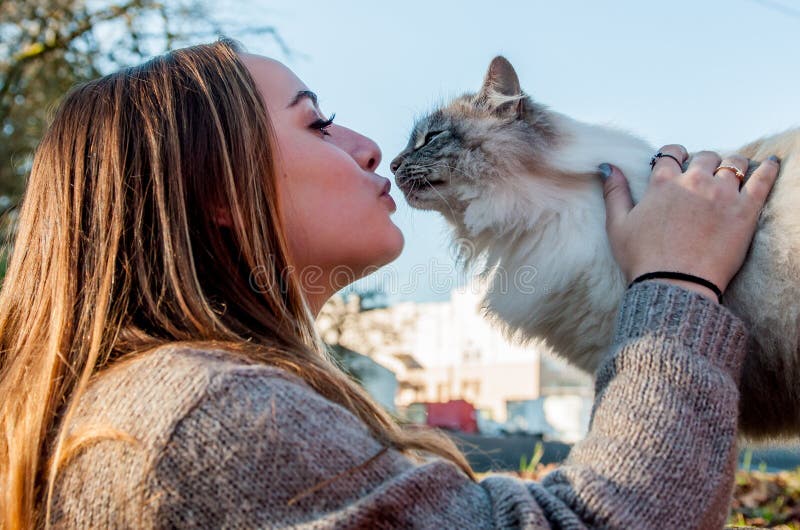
[476,56,524,117]
[481,56,521,96]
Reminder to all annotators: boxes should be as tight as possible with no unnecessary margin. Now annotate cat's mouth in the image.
[395,171,465,217]
[406,178,448,188]
[395,175,449,204]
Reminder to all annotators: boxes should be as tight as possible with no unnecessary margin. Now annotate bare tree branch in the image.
[0,0,147,123]
[748,0,800,19]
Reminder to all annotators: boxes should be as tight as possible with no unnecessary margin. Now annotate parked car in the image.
[405,399,478,434]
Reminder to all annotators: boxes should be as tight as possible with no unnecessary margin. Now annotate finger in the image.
[651,144,689,181]
[686,150,722,176]
[741,156,780,206]
[713,154,749,191]
[601,163,634,231]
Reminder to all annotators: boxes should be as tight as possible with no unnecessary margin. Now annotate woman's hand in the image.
[599,144,780,302]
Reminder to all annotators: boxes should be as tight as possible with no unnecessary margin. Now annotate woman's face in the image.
[238,53,404,311]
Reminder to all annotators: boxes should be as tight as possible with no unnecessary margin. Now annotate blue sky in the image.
[227,0,800,302]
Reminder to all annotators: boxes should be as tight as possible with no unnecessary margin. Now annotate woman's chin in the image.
[382,223,405,264]
[360,224,405,272]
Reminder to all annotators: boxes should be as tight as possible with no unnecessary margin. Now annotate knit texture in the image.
[50,281,748,529]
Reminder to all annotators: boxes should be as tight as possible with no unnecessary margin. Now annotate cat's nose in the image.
[390,154,405,174]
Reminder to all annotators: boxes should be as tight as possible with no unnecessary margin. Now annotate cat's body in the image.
[390,56,800,440]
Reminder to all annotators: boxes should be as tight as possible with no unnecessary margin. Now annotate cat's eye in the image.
[415,130,444,150]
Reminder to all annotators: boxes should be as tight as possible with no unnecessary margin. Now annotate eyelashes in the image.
[310,113,336,136]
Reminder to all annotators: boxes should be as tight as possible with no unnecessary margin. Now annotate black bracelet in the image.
[628,271,723,303]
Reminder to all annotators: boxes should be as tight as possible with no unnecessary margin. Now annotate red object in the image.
[424,399,478,434]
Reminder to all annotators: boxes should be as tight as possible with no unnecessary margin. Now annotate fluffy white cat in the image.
[390,56,800,440]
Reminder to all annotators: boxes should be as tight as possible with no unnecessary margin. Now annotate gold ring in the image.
[713,165,745,182]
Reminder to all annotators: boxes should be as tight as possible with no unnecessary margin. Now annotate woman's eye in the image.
[310,113,336,136]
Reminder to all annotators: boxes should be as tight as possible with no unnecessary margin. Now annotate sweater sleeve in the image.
[150,281,748,530]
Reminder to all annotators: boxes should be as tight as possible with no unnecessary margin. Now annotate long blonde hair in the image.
[0,37,475,530]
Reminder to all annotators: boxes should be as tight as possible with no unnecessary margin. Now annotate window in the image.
[460,379,481,399]
[437,382,449,402]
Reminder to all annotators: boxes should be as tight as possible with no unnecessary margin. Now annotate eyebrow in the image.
[288,90,318,108]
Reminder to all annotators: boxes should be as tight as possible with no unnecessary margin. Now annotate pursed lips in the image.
[378,178,397,212]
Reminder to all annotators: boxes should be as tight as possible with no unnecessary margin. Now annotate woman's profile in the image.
[0,38,779,529]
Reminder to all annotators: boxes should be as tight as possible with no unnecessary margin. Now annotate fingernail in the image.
[768,155,781,164]
[598,163,612,181]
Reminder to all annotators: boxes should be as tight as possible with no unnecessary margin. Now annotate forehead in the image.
[417,94,483,126]
[238,53,307,111]
[446,93,486,118]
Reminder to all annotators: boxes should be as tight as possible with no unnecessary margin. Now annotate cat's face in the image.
[390,56,557,224]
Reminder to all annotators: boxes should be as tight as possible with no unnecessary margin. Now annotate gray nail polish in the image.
[768,155,781,164]
[598,163,612,180]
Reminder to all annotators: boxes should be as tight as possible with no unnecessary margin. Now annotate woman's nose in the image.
[364,142,381,172]
[357,135,381,172]
[335,126,382,172]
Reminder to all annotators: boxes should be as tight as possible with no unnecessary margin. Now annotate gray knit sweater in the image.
[50,281,748,529]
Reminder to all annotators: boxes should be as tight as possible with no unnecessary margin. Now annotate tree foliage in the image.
[0,0,286,210]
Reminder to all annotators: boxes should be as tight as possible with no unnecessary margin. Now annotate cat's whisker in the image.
[399,163,458,218]
[432,163,467,184]
[417,161,468,185]
[422,178,458,221]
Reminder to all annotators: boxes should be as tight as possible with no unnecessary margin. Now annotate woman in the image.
[0,37,778,529]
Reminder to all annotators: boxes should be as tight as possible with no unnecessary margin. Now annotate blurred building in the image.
[328,344,398,413]
[319,284,594,441]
